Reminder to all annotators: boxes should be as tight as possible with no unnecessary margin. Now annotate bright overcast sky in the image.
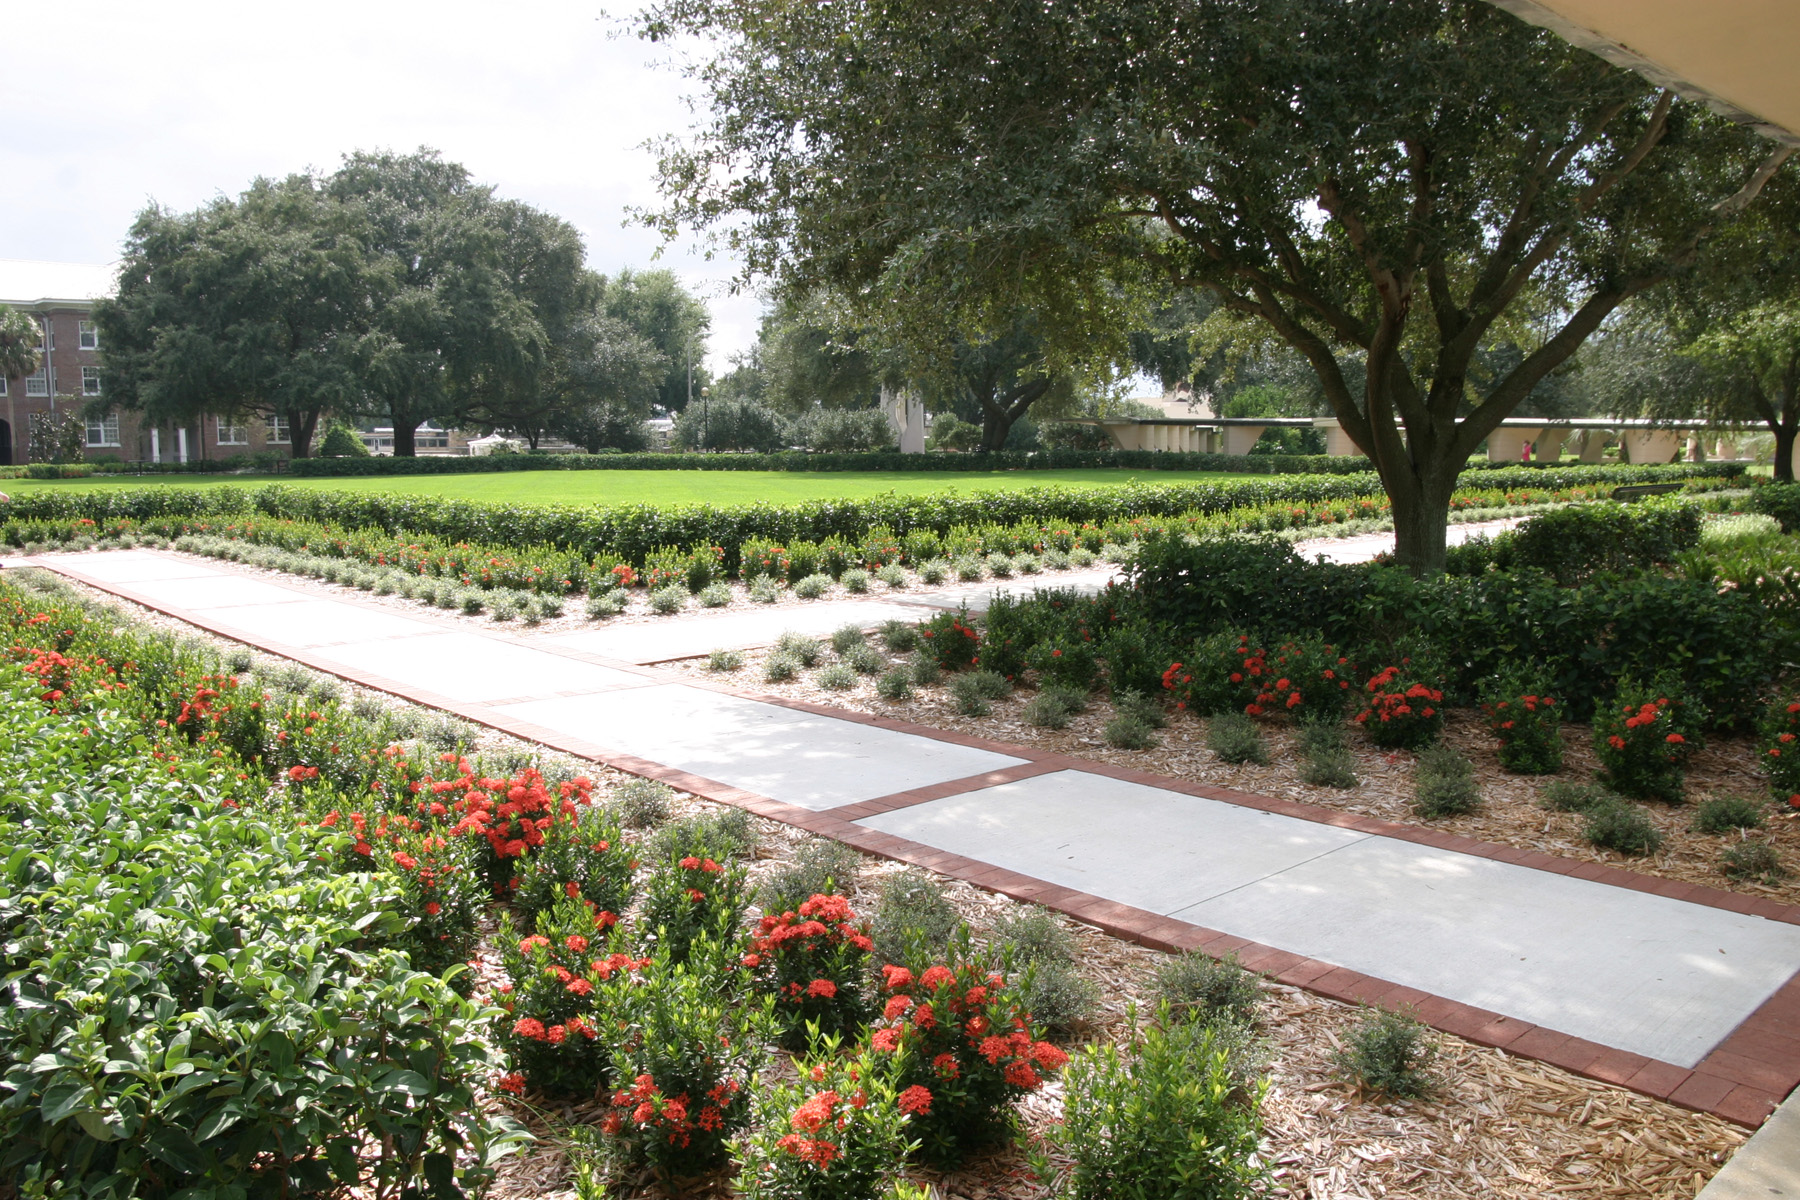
[4,0,761,372]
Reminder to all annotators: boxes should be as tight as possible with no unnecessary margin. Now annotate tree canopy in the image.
[644,0,1794,569]
[0,306,43,383]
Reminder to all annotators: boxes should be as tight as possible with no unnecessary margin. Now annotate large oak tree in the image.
[644,0,1793,569]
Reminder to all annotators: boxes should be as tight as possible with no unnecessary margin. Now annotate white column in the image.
[176,427,188,464]
[1487,429,1531,462]
[1620,430,1679,464]
[1534,428,1570,462]
[151,428,161,464]
[1579,430,1607,462]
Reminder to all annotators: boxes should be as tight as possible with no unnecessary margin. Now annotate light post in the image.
[700,386,711,451]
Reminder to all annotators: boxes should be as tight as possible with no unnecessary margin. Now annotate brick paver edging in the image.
[16,551,1799,1128]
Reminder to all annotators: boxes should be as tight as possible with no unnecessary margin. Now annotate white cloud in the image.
[2,0,762,369]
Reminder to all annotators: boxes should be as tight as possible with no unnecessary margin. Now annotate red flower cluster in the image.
[744,892,875,1046]
[1354,664,1445,749]
[606,1072,741,1150]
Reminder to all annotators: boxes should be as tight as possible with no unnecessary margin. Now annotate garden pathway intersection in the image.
[12,542,1800,1131]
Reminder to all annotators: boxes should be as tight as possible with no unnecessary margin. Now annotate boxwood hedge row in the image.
[1,463,1742,574]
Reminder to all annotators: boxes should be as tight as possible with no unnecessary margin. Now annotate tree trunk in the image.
[1381,461,1461,574]
[290,409,320,459]
[978,407,1012,453]
[392,418,419,457]
[1775,424,1797,483]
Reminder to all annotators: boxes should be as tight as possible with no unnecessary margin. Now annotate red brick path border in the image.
[16,550,1799,1128]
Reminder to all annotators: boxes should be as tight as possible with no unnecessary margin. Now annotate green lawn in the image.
[0,467,1240,507]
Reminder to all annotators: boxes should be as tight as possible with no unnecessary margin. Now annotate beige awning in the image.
[1486,0,1800,145]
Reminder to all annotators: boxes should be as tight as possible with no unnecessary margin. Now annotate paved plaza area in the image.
[13,544,1800,1129]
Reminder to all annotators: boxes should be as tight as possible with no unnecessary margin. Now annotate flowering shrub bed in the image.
[1594,681,1699,803]
[641,848,748,965]
[918,608,983,671]
[495,898,643,1096]
[1483,678,1564,774]
[1761,695,1800,810]
[868,960,1069,1165]
[1354,664,1446,750]
[735,1041,914,1200]
[744,893,876,1048]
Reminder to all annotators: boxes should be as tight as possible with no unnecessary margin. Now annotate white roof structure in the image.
[0,259,120,307]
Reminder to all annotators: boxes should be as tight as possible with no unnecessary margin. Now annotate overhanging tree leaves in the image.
[0,306,42,383]
[643,0,1793,569]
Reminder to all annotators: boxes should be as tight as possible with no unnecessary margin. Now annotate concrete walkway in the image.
[13,547,1800,1130]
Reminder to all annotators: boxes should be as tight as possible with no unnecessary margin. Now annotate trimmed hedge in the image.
[0,464,1743,576]
[286,447,1380,477]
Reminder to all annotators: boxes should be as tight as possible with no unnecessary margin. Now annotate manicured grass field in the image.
[0,467,1241,506]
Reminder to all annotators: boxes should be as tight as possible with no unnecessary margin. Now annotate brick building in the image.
[0,258,296,466]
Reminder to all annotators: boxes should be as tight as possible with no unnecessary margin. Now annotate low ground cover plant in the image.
[1333,1008,1438,1098]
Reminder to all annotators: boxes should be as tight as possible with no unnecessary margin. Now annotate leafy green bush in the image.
[1207,712,1268,765]
[765,651,802,682]
[1759,695,1800,806]
[1691,795,1766,834]
[640,851,748,967]
[1154,952,1262,1026]
[699,581,733,607]
[1721,839,1787,884]
[1046,1006,1265,1200]
[1296,722,1359,788]
[757,837,863,913]
[1103,712,1159,749]
[831,623,868,655]
[1540,779,1615,813]
[743,892,875,1048]
[1593,680,1698,803]
[648,584,687,613]
[1355,662,1446,750]
[1332,1009,1437,1098]
[951,670,1010,715]
[708,648,744,672]
[878,618,919,652]
[1749,481,1800,534]
[876,668,914,701]
[775,631,825,667]
[793,572,833,599]
[1583,800,1664,856]
[1412,745,1481,818]
[868,870,960,970]
[1485,501,1702,583]
[1482,673,1564,774]
[615,778,674,829]
[734,1041,913,1200]
[816,662,858,690]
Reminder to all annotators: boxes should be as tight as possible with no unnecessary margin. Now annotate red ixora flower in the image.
[898,1085,933,1115]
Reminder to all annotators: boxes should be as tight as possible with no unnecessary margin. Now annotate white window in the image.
[78,320,99,350]
[0,376,7,396]
[217,418,248,445]
[85,414,120,447]
[264,414,291,444]
[25,370,47,397]
[81,367,102,396]
[33,319,47,350]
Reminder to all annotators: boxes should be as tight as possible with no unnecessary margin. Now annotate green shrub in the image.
[1759,694,1800,806]
[1332,1008,1437,1098]
[840,567,871,593]
[868,869,960,970]
[1047,1008,1265,1200]
[1355,662,1446,750]
[1207,712,1268,765]
[876,668,914,701]
[1583,800,1664,856]
[875,563,908,588]
[765,651,802,682]
[845,643,886,675]
[758,837,863,913]
[1028,636,1100,691]
[1700,513,1783,549]
[949,669,1011,716]
[774,631,825,666]
[877,618,919,652]
[1412,744,1480,818]
[1022,690,1078,729]
[917,558,950,585]
[1748,481,1800,534]
[817,662,858,690]
[316,420,371,457]
[1691,795,1766,834]
[649,584,687,613]
[1496,501,1702,583]
[734,1042,912,1200]
[909,651,943,687]
[794,572,833,599]
[1721,839,1788,884]
[1104,712,1159,749]
[1482,673,1564,774]
[750,575,783,603]
[616,778,674,829]
[1112,687,1168,729]
[1296,722,1359,788]
[831,623,867,654]
[1593,679,1698,803]
[707,648,744,672]
[1540,779,1615,813]
[1155,952,1262,1026]
[586,588,627,618]
[699,581,733,607]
